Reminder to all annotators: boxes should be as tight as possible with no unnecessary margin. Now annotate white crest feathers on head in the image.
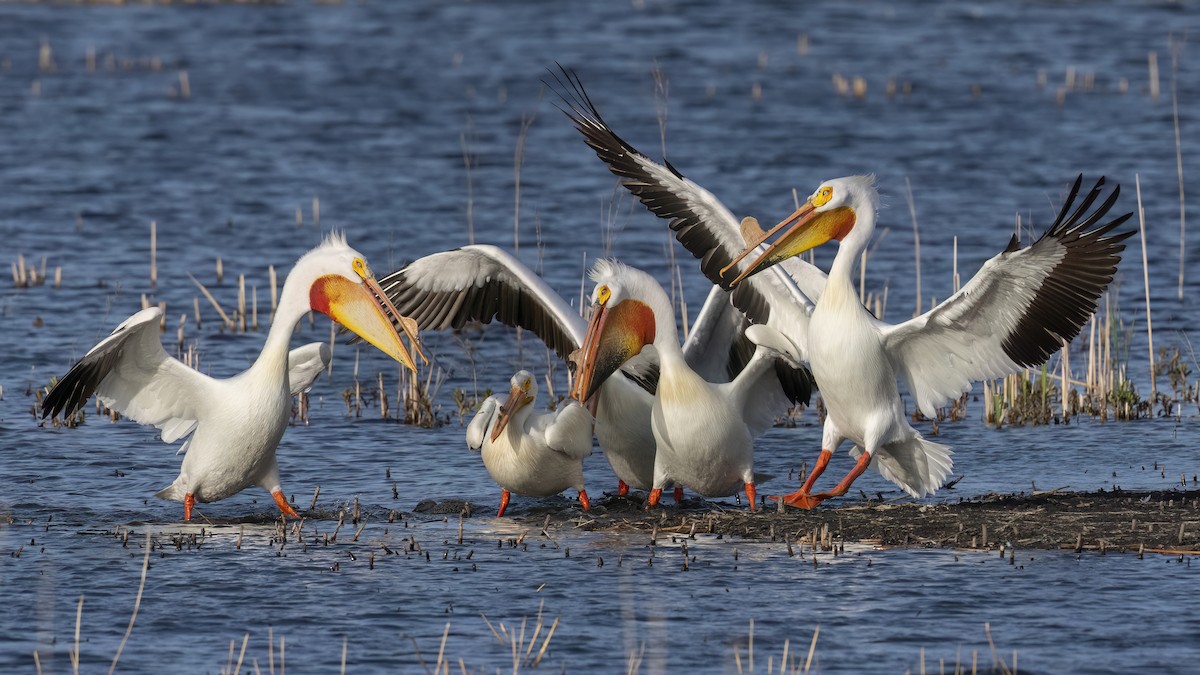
[589,258,631,285]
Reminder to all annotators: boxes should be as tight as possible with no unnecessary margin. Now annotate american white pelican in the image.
[377,245,812,499]
[41,234,425,520]
[466,370,593,515]
[725,175,1132,507]
[573,260,801,511]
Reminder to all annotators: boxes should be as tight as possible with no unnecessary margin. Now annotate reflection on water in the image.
[2,0,1200,672]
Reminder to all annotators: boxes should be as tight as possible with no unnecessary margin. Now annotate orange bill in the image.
[310,274,425,372]
[572,300,656,403]
[490,383,533,442]
[721,202,856,288]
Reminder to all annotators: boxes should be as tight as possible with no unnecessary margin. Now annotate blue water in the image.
[2,0,1200,672]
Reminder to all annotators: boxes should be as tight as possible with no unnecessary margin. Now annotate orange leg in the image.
[674,487,684,504]
[789,452,873,510]
[272,490,300,519]
[771,448,833,507]
[184,493,195,521]
[617,480,629,496]
[647,488,663,508]
[745,482,757,512]
[578,489,591,511]
[497,488,511,517]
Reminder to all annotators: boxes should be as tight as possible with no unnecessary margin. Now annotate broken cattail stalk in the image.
[252,285,258,331]
[216,257,224,284]
[54,265,61,289]
[178,70,190,99]
[312,196,320,227]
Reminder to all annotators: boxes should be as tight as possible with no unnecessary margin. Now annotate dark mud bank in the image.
[503,489,1200,554]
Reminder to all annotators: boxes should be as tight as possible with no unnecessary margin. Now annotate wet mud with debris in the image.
[477,489,1200,555]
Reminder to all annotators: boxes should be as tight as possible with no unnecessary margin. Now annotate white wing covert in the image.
[41,307,214,446]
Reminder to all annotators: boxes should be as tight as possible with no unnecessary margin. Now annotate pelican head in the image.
[723,175,877,287]
[490,370,538,442]
[298,233,427,371]
[572,260,660,403]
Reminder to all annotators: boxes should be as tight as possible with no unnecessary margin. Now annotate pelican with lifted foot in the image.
[41,233,426,520]
[725,175,1132,508]
[467,370,594,516]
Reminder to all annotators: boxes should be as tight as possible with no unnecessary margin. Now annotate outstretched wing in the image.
[552,67,817,401]
[42,307,215,444]
[377,245,587,363]
[882,176,1134,417]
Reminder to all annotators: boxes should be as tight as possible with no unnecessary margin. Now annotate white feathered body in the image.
[155,360,292,504]
[651,354,753,497]
[467,398,593,497]
[594,377,656,490]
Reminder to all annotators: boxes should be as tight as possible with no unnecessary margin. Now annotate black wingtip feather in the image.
[1001,176,1135,367]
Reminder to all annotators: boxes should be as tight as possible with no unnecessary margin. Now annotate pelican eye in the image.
[812,186,834,208]
[597,285,612,306]
[521,378,532,392]
[352,257,369,280]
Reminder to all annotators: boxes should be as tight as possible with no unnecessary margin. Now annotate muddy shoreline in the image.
[497,489,1200,554]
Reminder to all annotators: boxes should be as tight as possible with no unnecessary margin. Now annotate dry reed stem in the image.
[340,637,348,675]
[513,104,538,254]
[1149,51,1160,100]
[108,531,151,674]
[436,623,450,673]
[233,633,249,675]
[150,221,156,288]
[461,123,476,245]
[188,274,233,329]
[72,595,83,675]
[1171,39,1186,301]
[904,177,921,317]
[803,625,819,674]
[1136,175,1156,396]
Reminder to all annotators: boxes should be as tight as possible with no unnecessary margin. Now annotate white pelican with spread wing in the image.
[466,370,593,515]
[725,175,1132,507]
[41,234,426,520]
[573,260,802,510]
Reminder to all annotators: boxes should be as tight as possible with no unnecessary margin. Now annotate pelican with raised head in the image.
[41,233,426,520]
[573,260,802,511]
[466,370,594,516]
[724,175,1133,507]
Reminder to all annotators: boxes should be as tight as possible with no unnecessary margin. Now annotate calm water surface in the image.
[1,1,1199,672]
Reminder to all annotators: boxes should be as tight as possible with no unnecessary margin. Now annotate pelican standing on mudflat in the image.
[377,245,812,499]
[724,175,1132,507]
[41,233,426,520]
[573,260,802,510]
[466,370,593,515]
